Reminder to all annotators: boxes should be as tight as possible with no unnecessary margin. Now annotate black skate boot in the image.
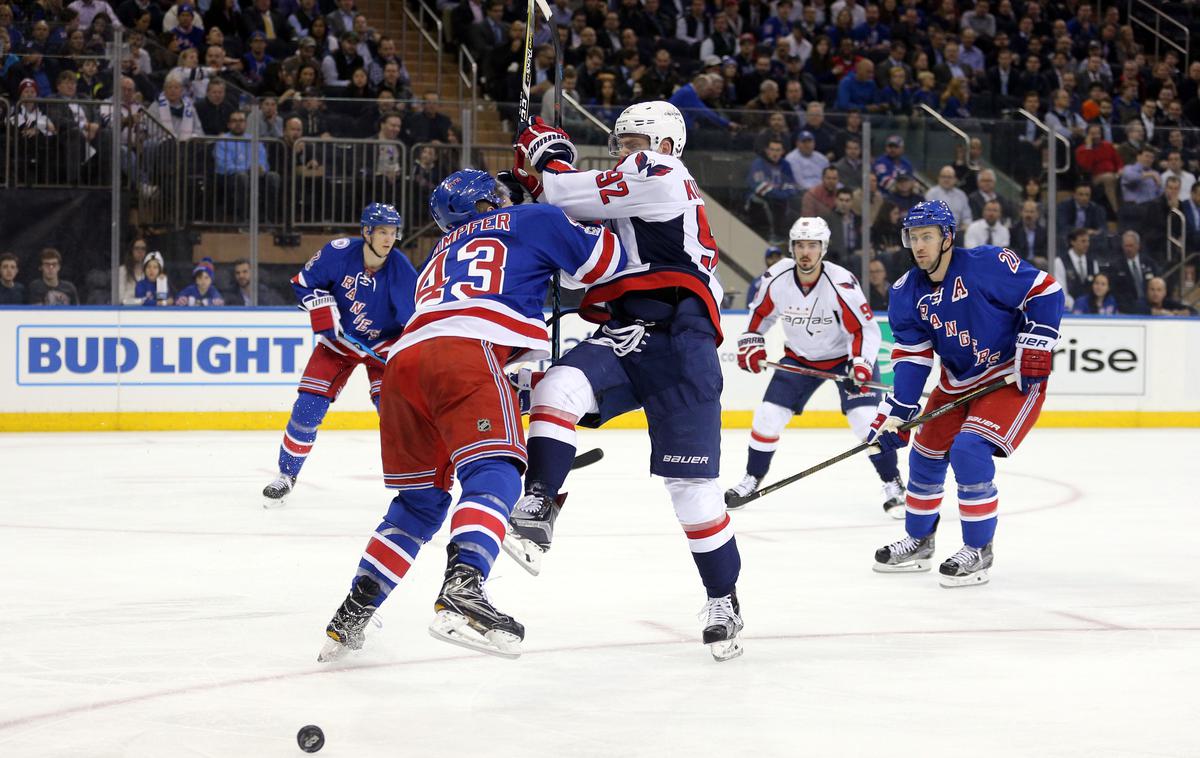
[317,574,381,662]
[262,473,295,509]
[700,590,744,662]
[881,476,906,519]
[873,516,938,573]
[938,543,994,588]
[502,483,565,576]
[724,474,760,510]
[429,544,525,659]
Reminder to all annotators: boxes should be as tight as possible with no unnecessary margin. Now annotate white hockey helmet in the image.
[609,101,687,158]
[788,216,831,257]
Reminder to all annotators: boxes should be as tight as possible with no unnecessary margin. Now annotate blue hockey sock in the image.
[746,447,774,479]
[448,457,522,577]
[950,433,1000,548]
[905,449,950,539]
[525,434,575,499]
[278,391,330,478]
[355,486,452,603]
[868,448,900,481]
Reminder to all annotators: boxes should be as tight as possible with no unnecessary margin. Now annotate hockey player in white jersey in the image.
[724,217,907,516]
[507,104,743,661]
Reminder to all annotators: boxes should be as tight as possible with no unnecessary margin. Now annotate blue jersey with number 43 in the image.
[394,203,626,363]
[888,245,1064,402]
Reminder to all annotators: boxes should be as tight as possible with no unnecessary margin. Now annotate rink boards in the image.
[0,306,1197,431]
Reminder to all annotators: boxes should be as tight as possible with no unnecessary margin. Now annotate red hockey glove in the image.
[511,148,543,200]
[850,357,873,393]
[1014,325,1057,394]
[737,332,767,374]
[866,395,920,453]
[302,291,340,342]
[515,116,578,171]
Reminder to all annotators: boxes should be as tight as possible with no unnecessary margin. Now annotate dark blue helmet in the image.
[900,200,955,247]
[764,245,785,260]
[361,203,402,233]
[429,169,509,232]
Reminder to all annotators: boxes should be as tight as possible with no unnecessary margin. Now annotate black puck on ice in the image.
[297,725,325,753]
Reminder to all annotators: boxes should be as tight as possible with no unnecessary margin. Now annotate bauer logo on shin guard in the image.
[477,418,492,432]
[662,454,710,465]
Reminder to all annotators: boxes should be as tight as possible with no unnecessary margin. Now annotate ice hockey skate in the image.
[723,474,760,510]
[317,575,381,662]
[874,526,937,573]
[262,473,295,509]
[501,488,564,576]
[881,477,906,519]
[938,543,994,587]
[429,545,524,659]
[699,592,744,662]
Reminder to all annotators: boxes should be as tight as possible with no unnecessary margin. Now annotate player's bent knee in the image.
[949,433,997,481]
[530,365,598,420]
[664,477,725,525]
[457,457,523,513]
[751,401,793,437]
[846,405,875,441]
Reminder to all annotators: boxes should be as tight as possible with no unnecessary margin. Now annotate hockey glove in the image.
[850,357,873,393]
[302,291,340,342]
[515,116,578,171]
[1014,322,1059,394]
[507,367,545,415]
[737,332,767,374]
[866,394,921,453]
[510,149,544,200]
[495,170,528,205]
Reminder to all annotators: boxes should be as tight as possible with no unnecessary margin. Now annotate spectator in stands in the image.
[851,3,890,57]
[117,237,147,304]
[175,258,224,306]
[409,144,442,228]
[742,79,782,130]
[1072,271,1118,314]
[966,169,1013,225]
[677,0,712,51]
[242,31,273,89]
[1011,199,1049,262]
[226,259,283,306]
[800,101,838,158]
[1106,230,1160,312]
[802,165,841,217]
[933,40,972,87]
[46,70,100,183]
[0,252,24,306]
[878,65,912,116]
[703,17,738,61]
[373,110,402,191]
[1121,146,1163,203]
[249,95,283,138]
[910,70,938,110]
[939,76,970,118]
[295,86,330,137]
[170,47,210,100]
[1142,276,1195,316]
[1161,150,1196,198]
[118,0,163,33]
[204,0,242,41]
[639,48,679,102]
[965,200,1010,249]
[132,251,170,305]
[467,0,507,66]
[1054,227,1104,308]
[1182,182,1200,250]
[242,0,292,57]
[196,78,236,135]
[825,187,861,265]
[1116,121,1146,166]
[1140,175,1184,259]
[27,248,80,305]
[288,0,319,38]
[752,111,790,155]
[835,58,881,113]
[173,5,205,51]
[150,74,204,139]
[872,134,912,191]
[835,137,863,190]
[669,73,737,135]
[69,0,123,31]
[214,109,281,220]
[322,31,363,88]
[401,92,451,146]
[1045,88,1086,142]
[866,258,890,311]
[1075,123,1122,215]
[1056,185,1107,247]
[924,165,972,230]
[785,130,829,192]
[745,245,785,306]
[961,0,995,38]
[885,172,921,212]
[746,138,800,242]
[872,201,905,272]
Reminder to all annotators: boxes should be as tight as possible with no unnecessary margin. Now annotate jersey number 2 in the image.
[595,170,630,205]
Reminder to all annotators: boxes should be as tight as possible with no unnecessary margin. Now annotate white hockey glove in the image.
[849,357,873,393]
[737,332,767,373]
[866,394,921,453]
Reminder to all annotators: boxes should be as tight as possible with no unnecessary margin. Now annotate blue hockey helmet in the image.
[764,245,786,260]
[361,203,403,234]
[429,169,510,232]
[900,200,955,248]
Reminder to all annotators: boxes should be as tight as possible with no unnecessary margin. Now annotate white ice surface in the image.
[0,428,1197,758]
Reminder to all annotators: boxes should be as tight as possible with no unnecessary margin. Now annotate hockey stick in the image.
[736,375,1016,505]
[570,447,604,470]
[539,0,565,361]
[765,361,892,393]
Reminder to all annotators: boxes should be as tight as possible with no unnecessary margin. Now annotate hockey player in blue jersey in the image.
[868,200,1064,586]
[507,103,745,661]
[262,203,418,507]
[317,170,626,661]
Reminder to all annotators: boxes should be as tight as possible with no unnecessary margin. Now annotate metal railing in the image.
[0,95,9,188]
[1168,207,1187,266]
[3,96,115,188]
[405,0,444,95]
[289,137,407,229]
[1018,107,1072,258]
[1126,0,1190,60]
[178,134,287,227]
[916,104,982,171]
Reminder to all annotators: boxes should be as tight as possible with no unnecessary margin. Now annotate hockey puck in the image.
[297,725,325,753]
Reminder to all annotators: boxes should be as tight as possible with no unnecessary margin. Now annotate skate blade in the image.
[708,637,744,662]
[428,611,522,660]
[884,503,906,519]
[873,558,932,573]
[501,533,545,576]
[317,637,352,663]
[939,569,990,588]
[262,496,288,509]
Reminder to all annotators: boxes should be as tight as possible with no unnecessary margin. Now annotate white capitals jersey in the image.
[542,150,725,341]
[747,259,881,369]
